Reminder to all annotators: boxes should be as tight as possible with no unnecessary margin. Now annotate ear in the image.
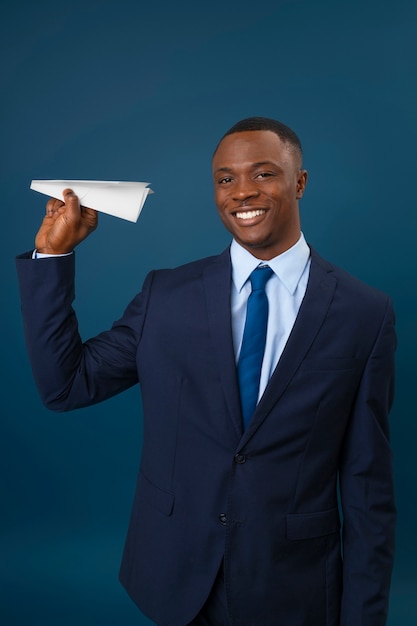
[296,170,308,199]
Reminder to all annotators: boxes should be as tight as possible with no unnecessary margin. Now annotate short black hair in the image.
[214,116,303,165]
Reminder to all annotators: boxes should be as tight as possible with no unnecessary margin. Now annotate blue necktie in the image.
[237,266,273,428]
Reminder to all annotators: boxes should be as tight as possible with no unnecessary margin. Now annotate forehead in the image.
[212,130,295,170]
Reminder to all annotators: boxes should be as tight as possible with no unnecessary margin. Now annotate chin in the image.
[238,234,271,250]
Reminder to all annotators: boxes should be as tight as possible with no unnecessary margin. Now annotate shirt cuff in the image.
[32,250,74,259]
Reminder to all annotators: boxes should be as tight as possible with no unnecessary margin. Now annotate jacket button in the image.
[234,453,247,464]
[219,513,227,526]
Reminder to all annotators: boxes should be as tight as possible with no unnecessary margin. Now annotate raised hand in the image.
[35,188,98,254]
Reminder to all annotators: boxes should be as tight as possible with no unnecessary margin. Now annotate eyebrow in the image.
[213,166,233,174]
[251,161,278,168]
[213,161,282,175]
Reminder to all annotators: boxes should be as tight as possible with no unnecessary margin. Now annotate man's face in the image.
[212,130,307,260]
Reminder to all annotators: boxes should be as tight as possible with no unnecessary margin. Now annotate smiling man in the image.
[213,120,307,260]
[16,117,396,626]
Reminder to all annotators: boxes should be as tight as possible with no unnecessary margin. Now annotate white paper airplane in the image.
[30,179,153,222]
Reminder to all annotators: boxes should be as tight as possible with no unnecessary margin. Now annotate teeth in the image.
[236,209,266,220]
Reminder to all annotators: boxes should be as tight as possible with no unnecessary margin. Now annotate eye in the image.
[218,177,232,184]
[255,172,272,179]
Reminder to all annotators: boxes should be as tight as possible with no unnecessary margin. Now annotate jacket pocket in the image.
[286,508,340,541]
[138,470,175,516]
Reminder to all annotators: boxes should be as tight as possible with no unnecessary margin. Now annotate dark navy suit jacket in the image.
[16,246,396,626]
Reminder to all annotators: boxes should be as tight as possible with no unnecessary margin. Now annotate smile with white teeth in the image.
[235,209,266,220]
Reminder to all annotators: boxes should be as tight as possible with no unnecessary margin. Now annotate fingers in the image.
[45,188,79,218]
[46,196,65,217]
[81,205,99,229]
[42,188,98,247]
[63,189,98,231]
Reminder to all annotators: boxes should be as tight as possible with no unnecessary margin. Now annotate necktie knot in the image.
[250,265,274,291]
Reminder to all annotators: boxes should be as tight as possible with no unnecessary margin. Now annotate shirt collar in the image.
[230,233,311,295]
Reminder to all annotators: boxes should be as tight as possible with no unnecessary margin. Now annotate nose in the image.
[233,177,260,202]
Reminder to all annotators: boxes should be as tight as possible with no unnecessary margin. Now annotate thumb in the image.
[62,188,81,219]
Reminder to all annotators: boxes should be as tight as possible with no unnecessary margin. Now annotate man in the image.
[16,117,396,626]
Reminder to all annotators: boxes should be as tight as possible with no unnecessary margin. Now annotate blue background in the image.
[1,0,416,623]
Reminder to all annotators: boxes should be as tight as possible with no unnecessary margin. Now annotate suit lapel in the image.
[203,249,243,439]
[241,249,337,443]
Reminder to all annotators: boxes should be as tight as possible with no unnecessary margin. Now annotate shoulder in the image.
[148,248,230,286]
[311,247,391,298]
[309,247,394,322]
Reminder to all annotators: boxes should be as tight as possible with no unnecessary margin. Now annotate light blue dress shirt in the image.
[230,233,311,401]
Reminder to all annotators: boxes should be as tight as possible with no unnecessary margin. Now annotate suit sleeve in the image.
[16,251,153,412]
[338,296,396,626]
